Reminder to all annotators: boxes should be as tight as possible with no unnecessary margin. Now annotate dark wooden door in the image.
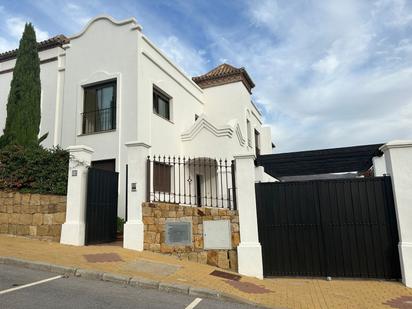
[85,167,119,245]
[256,177,401,279]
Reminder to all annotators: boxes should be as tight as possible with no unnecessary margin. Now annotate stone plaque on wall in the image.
[203,220,232,249]
[165,221,192,245]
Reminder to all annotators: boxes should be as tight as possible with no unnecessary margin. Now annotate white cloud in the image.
[6,17,50,41]
[312,54,339,74]
[0,8,51,53]
[192,0,412,151]
[158,36,209,76]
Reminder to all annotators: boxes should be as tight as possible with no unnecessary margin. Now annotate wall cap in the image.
[234,154,256,160]
[66,145,94,154]
[380,140,412,152]
[125,141,151,149]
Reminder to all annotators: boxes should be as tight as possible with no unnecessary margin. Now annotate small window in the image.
[247,119,252,147]
[82,81,116,134]
[153,87,171,120]
[254,129,260,156]
[153,162,171,192]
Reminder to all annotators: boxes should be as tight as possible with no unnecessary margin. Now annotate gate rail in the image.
[146,155,237,210]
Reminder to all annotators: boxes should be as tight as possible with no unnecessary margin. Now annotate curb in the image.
[0,256,265,308]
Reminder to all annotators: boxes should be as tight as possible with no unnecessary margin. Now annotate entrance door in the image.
[85,167,119,245]
[256,177,401,279]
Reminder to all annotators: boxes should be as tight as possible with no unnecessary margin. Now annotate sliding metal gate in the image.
[256,177,401,279]
[85,167,119,245]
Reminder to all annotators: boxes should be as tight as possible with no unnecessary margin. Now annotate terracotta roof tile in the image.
[192,63,255,93]
[0,35,70,62]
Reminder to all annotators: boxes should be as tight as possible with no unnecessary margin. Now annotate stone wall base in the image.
[0,191,67,242]
[143,202,239,271]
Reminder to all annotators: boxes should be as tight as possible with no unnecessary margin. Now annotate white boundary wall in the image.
[380,140,412,287]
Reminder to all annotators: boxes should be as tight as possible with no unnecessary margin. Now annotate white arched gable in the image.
[69,15,142,40]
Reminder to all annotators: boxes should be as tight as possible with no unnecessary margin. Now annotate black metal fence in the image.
[147,156,237,210]
[82,107,116,134]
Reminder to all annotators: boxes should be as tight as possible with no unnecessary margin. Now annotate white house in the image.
[0,15,273,218]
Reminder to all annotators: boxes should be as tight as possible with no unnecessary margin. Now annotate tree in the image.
[0,23,41,147]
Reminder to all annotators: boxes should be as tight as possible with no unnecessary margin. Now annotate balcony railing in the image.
[82,107,116,134]
[146,156,237,210]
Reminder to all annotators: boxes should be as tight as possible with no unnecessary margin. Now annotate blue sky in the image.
[1,0,411,152]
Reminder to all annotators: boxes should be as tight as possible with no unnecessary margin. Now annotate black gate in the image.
[256,177,401,279]
[85,167,119,245]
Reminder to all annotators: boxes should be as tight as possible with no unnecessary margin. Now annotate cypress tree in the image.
[1,23,41,146]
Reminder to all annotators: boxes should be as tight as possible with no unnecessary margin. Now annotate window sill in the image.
[153,112,174,124]
[78,129,116,137]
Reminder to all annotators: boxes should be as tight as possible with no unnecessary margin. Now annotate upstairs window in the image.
[82,81,116,134]
[153,87,171,120]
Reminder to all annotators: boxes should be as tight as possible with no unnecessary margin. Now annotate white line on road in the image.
[185,297,202,309]
[0,275,63,295]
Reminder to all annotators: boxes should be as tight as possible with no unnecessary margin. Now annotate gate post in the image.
[234,154,263,279]
[60,145,94,246]
[123,141,151,251]
[381,140,412,287]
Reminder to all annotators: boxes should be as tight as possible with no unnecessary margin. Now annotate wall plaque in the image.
[165,221,192,245]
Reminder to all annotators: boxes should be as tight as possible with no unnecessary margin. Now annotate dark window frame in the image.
[153,86,171,121]
[82,80,117,134]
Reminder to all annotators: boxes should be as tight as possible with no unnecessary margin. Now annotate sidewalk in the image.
[0,235,411,309]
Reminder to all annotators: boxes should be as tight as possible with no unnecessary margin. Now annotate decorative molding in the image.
[0,57,58,75]
[69,15,142,40]
[66,145,94,154]
[181,116,246,147]
[125,141,151,149]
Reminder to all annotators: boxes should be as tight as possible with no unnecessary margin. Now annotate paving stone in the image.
[50,264,77,275]
[159,282,190,294]
[75,269,103,280]
[130,277,159,289]
[102,273,131,284]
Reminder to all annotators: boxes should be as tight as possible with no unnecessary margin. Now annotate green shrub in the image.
[0,145,69,195]
[117,217,126,233]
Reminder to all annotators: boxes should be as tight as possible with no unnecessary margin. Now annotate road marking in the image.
[185,297,202,309]
[0,275,63,295]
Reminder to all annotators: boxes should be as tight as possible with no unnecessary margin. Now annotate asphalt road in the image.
[0,264,257,309]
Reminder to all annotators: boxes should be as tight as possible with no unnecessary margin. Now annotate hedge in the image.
[0,145,69,195]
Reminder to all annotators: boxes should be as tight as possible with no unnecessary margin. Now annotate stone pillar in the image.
[372,155,387,176]
[123,142,151,251]
[60,145,93,246]
[380,140,412,287]
[234,155,263,279]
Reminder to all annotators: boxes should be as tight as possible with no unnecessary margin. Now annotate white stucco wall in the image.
[200,82,272,156]
[139,36,204,156]
[0,47,62,148]
[0,15,274,219]
[60,16,141,218]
